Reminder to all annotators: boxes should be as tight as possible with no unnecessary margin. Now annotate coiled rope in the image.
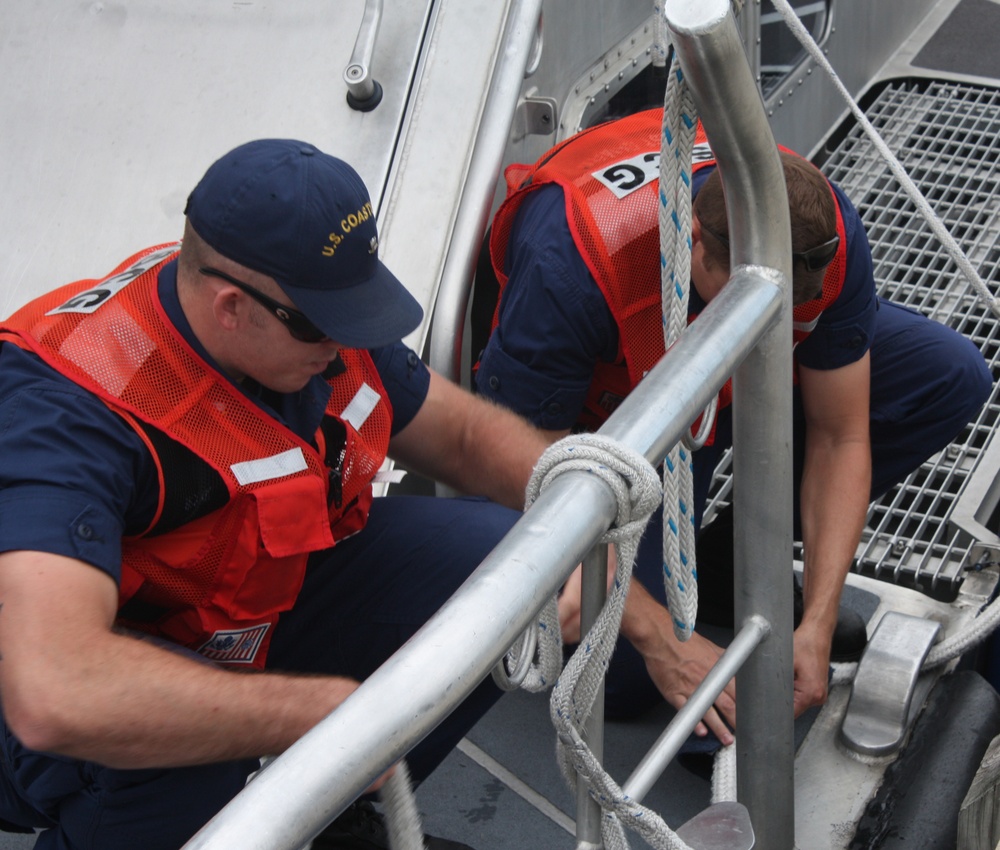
[520,433,709,849]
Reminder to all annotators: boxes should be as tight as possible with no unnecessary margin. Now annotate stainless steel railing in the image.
[183,1,796,848]
[183,265,788,850]
[427,0,545,385]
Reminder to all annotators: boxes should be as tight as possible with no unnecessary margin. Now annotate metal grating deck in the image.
[826,79,1000,600]
[709,79,1000,602]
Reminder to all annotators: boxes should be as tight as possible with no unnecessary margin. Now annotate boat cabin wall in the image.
[0,0,951,352]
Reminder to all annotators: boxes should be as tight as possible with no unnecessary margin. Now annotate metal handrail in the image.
[427,0,544,384]
[343,0,384,111]
[182,272,786,850]
[183,2,796,848]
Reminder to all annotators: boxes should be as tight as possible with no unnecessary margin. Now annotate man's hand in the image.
[641,629,736,744]
[621,581,736,745]
[560,564,734,743]
[792,623,832,716]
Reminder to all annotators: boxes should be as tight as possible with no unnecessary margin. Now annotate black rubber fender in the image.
[850,670,1000,849]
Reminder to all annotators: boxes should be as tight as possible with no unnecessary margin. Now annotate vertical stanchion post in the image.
[666,0,795,846]
[731,278,795,849]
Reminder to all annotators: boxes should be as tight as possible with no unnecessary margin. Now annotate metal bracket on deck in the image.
[676,802,755,849]
[840,611,941,757]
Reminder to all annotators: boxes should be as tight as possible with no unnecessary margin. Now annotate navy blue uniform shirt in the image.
[0,258,430,583]
[476,165,877,430]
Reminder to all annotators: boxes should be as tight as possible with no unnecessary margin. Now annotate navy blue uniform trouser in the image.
[603,298,994,718]
[0,496,519,850]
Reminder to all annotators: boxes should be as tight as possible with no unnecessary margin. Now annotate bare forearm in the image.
[32,635,357,768]
[798,438,871,639]
[391,370,551,510]
[619,577,674,651]
[0,551,359,770]
[797,357,872,641]
[6,627,359,769]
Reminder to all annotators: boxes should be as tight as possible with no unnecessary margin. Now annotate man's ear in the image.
[212,287,242,333]
[691,214,703,246]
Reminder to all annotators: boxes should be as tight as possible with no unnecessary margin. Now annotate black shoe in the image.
[792,579,868,663]
[312,799,475,850]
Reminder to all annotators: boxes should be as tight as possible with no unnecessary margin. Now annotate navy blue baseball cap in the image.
[184,139,423,348]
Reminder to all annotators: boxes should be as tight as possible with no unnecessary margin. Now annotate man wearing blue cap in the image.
[0,140,549,849]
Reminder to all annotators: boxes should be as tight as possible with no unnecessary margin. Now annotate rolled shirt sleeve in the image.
[0,344,157,582]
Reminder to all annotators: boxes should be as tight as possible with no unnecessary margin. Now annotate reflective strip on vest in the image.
[342,382,381,431]
[794,315,822,333]
[230,447,309,486]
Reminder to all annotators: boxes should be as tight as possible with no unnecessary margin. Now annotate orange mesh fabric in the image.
[491,110,697,388]
[490,109,846,431]
[2,246,392,666]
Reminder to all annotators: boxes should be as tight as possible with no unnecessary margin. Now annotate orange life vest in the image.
[489,108,848,432]
[0,245,392,667]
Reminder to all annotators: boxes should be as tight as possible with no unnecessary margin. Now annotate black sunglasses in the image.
[699,222,840,273]
[198,267,329,343]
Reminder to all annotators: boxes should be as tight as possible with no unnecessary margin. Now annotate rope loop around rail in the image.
[508,432,710,849]
[494,434,663,694]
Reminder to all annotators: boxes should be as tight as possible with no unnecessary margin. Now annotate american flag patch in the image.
[198,624,270,664]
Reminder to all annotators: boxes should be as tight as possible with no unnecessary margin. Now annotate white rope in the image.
[286,759,424,850]
[659,53,701,644]
[492,431,708,847]
[710,743,738,804]
[657,0,748,643]
[925,591,1000,668]
[527,433,701,850]
[379,761,426,850]
[768,0,1000,319]
[525,436,663,704]
[825,586,1000,686]
[492,595,562,693]
[652,2,669,69]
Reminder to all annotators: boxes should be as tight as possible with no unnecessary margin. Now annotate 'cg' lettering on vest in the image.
[593,152,660,199]
[592,142,716,202]
[46,245,180,316]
